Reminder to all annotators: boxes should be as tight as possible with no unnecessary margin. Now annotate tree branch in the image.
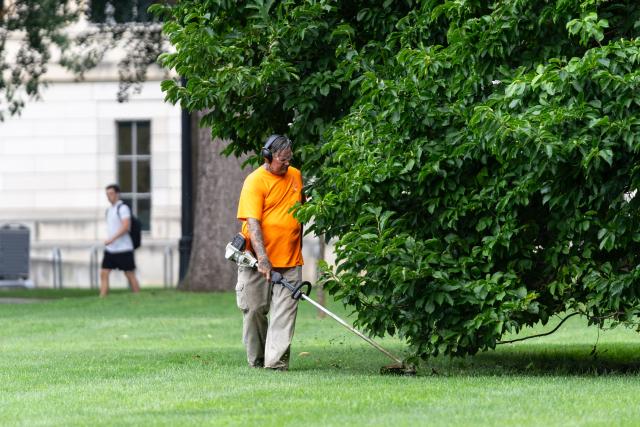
[497,312,581,345]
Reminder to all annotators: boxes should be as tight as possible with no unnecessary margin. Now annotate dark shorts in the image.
[102,251,136,271]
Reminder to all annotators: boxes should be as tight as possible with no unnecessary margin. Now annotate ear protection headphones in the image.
[261,134,283,162]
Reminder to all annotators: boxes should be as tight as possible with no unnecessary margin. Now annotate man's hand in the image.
[257,256,272,283]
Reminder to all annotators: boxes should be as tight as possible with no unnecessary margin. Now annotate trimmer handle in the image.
[292,281,312,300]
[270,271,312,300]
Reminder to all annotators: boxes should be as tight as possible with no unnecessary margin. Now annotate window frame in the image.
[87,0,161,24]
[116,120,152,232]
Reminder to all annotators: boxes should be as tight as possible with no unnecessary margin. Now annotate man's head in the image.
[105,183,121,205]
[262,135,293,176]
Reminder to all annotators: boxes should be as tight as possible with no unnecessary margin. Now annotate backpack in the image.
[116,203,142,249]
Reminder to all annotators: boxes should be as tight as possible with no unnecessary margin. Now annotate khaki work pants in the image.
[235,266,301,370]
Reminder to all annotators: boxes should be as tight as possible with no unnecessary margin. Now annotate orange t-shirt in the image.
[237,165,304,268]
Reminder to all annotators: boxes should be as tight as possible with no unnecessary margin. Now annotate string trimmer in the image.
[225,234,416,376]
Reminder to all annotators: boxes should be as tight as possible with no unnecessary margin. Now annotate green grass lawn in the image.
[2,288,640,426]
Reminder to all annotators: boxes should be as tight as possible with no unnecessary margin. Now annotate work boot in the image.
[249,358,264,368]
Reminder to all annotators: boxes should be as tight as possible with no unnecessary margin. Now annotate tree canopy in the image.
[0,0,166,120]
[157,0,640,359]
[0,0,78,120]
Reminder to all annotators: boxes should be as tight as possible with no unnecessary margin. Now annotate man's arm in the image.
[105,217,130,246]
[247,217,272,282]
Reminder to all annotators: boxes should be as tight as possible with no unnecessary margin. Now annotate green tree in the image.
[0,0,79,120]
[158,0,640,358]
[0,0,167,118]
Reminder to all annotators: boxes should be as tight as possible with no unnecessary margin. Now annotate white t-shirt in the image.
[106,201,134,253]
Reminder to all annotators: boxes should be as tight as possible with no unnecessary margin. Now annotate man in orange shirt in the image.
[236,134,304,370]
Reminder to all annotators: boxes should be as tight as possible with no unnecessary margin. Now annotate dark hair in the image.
[106,183,121,193]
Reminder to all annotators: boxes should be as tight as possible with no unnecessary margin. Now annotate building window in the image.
[117,120,151,231]
[89,0,159,24]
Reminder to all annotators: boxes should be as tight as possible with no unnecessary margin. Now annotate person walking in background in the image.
[100,183,140,297]
[235,134,304,370]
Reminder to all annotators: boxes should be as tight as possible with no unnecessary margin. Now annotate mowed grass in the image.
[2,288,640,426]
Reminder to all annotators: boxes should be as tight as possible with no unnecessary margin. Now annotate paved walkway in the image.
[0,298,50,304]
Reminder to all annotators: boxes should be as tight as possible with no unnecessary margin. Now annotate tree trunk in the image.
[179,115,251,291]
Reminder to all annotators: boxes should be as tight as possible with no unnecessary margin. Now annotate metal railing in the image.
[47,244,176,289]
[163,246,174,288]
[89,245,100,289]
[51,247,63,289]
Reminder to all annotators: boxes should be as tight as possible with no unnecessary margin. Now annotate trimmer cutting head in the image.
[380,363,417,376]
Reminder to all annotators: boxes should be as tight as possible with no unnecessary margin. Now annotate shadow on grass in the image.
[158,337,640,378]
[216,344,640,377]
[0,288,185,301]
[425,342,640,377]
[0,288,117,299]
[10,338,640,380]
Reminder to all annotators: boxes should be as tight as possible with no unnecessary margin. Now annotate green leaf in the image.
[598,149,613,166]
